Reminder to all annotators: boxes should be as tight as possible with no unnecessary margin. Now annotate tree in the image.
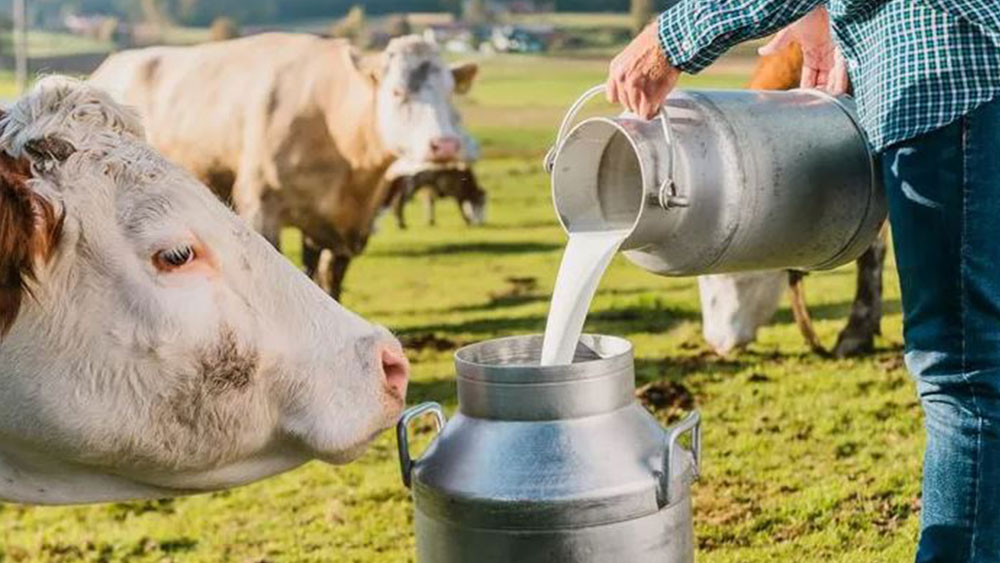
[210,17,240,41]
[385,14,412,38]
[630,0,655,35]
[463,0,489,26]
[439,0,462,18]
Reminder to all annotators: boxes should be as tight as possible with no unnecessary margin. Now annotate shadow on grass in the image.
[398,302,700,340]
[772,298,902,324]
[372,241,562,258]
[406,376,457,405]
[634,354,751,387]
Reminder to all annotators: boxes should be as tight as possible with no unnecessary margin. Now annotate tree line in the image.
[23,0,649,27]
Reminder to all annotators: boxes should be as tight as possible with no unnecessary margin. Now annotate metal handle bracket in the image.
[659,410,701,506]
[396,402,446,488]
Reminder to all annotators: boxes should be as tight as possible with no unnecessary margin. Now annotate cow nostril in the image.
[429,137,461,160]
[379,345,410,399]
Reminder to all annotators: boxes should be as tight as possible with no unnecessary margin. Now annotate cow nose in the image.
[428,136,461,162]
[379,343,410,400]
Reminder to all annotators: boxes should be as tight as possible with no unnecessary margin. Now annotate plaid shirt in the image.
[657,0,1000,151]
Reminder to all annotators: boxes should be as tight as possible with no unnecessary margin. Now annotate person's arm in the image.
[608,0,828,118]
[658,0,826,74]
[919,1,999,39]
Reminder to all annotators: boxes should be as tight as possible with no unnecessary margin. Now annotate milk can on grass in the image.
[545,86,886,275]
[396,334,700,563]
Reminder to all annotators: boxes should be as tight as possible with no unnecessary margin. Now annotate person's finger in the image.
[608,76,624,111]
[758,29,792,56]
[800,66,819,89]
[622,76,640,116]
[814,68,829,90]
[827,52,850,95]
[606,72,619,104]
[637,89,656,120]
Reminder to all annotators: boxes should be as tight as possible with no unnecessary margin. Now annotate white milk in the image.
[540,230,629,365]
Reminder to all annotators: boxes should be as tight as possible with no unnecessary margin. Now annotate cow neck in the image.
[314,69,394,174]
[0,446,173,504]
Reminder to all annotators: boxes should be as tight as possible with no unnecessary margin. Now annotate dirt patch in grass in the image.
[399,333,463,352]
[636,380,695,418]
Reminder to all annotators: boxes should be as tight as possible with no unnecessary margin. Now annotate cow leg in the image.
[314,253,351,301]
[304,242,350,301]
[423,189,437,226]
[302,238,322,279]
[833,230,889,357]
[391,178,410,230]
[231,169,281,249]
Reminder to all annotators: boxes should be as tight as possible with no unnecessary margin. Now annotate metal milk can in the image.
[396,334,700,562]
[545,86,886,275]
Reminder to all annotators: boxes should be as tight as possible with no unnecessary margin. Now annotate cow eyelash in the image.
[153,244,196,271]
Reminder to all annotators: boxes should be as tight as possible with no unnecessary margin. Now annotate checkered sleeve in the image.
[922,0,1000,38]
[657,0,826,73]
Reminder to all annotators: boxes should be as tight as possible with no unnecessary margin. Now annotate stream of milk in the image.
[539,230,630,366]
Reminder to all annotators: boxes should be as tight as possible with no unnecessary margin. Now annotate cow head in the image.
[370,35,478,166]
[698,272,786,355]
[0,77,409,504]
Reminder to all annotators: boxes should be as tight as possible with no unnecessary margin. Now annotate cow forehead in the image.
[385,35,439,59]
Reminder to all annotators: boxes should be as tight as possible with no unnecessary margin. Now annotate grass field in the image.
[0,54,922,562]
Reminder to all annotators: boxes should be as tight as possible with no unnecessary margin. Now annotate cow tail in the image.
[788,271,831,358]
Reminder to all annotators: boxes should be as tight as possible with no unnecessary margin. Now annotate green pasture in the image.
[0,54,921,562]
[0,30,112,57]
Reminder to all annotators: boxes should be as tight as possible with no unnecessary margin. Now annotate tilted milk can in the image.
[396,334,700,562]
[545,86,886,275]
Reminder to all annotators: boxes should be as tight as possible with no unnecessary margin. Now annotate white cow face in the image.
[0,77,409,504]
[698,272,787,355]
[373,35,478,166]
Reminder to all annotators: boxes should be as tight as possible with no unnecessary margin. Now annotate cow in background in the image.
[0,77,409,504]
[382,131,486,229]
[699,42,889,357]
[91,33,478,299]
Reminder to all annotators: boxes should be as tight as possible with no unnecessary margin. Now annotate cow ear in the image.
[0,149,62,337]
[450,63,478,95]
[352,49,383,85]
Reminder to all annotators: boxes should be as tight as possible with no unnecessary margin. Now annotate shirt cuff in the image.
[657,2,731,74]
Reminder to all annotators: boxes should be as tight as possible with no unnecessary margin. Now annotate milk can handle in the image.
[396,402,446,488]
[660,410,701,506]
[544,84,606,173]
[543,85,686,209]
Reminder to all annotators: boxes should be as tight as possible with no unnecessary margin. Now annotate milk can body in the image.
[547,88,886,275]
[397,335,700,563]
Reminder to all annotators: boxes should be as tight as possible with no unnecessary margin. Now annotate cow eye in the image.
[154,244,196,271]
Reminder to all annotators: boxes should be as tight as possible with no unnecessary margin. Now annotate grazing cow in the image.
[90,33,478,299]
[382,132,486,229]
[384,166,487,229]
[698,42,888,357]
[0,77,409,505]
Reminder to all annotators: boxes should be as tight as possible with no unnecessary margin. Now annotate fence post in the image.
[12,0,27,94]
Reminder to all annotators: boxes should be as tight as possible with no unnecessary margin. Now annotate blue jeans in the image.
[883,96,1000,562]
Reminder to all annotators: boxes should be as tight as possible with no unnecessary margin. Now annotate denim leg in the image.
[884,97,1000,563]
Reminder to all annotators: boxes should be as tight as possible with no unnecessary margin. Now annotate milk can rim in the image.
[550,115,650,240]
[454,333,633,382]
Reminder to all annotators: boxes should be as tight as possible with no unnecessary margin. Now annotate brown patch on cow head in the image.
[199,329,259,394]
[0,138,63,336]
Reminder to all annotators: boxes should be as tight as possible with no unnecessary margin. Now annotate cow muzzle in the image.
[428,136,462,163]
[378,341,410,405]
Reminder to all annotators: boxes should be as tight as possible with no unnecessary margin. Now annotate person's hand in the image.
[758,5,850,95]
[607,22,681,120]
